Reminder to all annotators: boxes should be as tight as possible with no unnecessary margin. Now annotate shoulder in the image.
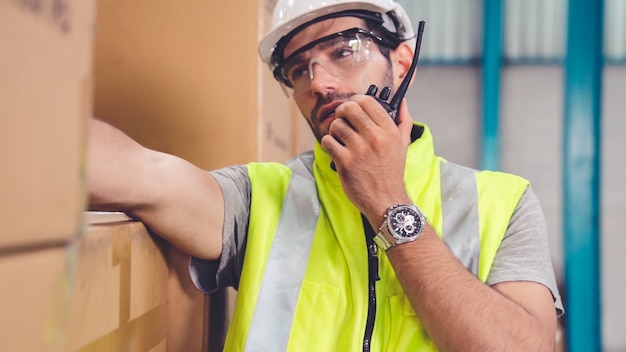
[246,151,315,179]
[476,168,530,204]
[439,161,530,202]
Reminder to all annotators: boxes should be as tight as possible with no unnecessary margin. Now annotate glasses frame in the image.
[272,27,394,89]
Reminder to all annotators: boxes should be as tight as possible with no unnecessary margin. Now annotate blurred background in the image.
[1,0,623,351]
[398,1,624,351]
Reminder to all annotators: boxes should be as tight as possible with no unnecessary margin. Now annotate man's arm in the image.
[387,228,557,351]
[322,99,557,351]
[88,118,223,260]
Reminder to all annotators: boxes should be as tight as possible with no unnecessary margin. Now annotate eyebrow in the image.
[283,28,362,64]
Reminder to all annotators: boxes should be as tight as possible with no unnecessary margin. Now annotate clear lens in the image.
[284,34,372,95]
[274,28,384,98]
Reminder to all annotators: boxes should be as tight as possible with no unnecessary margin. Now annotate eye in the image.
[330,40,358,60]
[334,47,355,60]
[330,36,367,63]
[286,62,309,82]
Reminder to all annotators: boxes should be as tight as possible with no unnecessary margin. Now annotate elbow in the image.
[517,321,557,352]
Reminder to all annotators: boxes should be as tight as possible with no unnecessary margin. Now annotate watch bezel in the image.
[375,204,426,250]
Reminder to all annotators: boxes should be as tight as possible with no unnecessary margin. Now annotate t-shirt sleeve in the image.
[189,165,250,294]
[486,187,564,316]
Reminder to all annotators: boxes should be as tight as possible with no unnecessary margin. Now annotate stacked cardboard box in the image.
[1,1,208,350]
[0,0,95,351]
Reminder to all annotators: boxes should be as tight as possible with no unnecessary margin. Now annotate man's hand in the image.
[320,96,414,223]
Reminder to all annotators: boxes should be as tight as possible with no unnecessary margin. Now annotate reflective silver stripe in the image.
[245,154,319,351]
[440,161,480,275]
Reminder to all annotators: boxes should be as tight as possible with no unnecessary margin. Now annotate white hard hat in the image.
[258,0,414,66]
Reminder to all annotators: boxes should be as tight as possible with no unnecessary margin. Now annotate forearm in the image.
[87,118,223,259]
[386,227,555,351]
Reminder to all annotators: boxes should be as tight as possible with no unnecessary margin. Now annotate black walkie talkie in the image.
[366,20,425,123]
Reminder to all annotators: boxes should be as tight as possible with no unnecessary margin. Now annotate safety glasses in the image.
[272,28,394,97]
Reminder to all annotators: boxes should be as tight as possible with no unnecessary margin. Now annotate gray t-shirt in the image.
[190,165,564,316]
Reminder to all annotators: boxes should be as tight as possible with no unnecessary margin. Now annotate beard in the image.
[308,70,395,142]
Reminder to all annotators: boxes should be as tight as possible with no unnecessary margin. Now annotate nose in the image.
[307,58,338,95]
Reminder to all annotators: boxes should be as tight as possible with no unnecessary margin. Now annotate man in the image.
[88,0,563,350]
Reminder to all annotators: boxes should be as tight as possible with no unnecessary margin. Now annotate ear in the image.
[394,41,415,83]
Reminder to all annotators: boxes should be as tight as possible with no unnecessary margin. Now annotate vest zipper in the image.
[363,240,380,352]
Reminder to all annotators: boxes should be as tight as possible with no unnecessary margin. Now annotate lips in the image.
[318,101,344,124]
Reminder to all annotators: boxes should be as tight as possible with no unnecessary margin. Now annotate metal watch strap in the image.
[373,222,394,250]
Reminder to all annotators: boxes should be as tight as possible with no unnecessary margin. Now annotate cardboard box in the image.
[0,0,96,250]
[67,215,169,351]
[92,0,311,170]
[66,212,208,351]
[167,246,210,351]
[0,246,71,352]
[0,213,209,351]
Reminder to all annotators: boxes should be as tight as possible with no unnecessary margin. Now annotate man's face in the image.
[282,17,397,142]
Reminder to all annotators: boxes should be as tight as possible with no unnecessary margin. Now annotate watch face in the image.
[389,206,422,239]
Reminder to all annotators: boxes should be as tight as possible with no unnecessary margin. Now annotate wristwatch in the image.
[374,204,427,251]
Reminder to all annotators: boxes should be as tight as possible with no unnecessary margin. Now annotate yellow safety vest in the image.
[224,124,529,351]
